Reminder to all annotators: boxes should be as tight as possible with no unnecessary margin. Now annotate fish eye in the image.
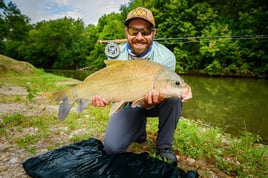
[175,81,180,85]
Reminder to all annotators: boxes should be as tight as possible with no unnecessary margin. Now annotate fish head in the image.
[154,70,192,101]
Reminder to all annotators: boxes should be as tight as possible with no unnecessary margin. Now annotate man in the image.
[92,7,182,166]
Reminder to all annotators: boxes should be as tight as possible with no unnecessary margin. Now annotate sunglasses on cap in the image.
[127,27,154,36]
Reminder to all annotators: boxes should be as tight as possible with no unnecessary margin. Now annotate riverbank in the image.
[0,55,267,177]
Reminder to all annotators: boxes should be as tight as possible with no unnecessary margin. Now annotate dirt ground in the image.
[0,85,55,178]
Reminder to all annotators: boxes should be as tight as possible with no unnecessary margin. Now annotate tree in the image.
[0,0,7,52]
[0,0,266,77]
[236,7,268,77]
[0,1,32,59]
[26,18,88,69]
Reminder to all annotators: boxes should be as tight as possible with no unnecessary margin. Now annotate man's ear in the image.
[152,28,157,38]
[124,28,128,36]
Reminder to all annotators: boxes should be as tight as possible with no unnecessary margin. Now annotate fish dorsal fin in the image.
[109,101,127,117]
[131,97,145,107]
[104,59,124,66]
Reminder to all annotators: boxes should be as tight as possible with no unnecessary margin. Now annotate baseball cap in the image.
[124,7,155,27]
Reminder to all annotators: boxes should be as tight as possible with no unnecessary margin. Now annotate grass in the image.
[0,68,267,177]
[1,70,72,91]
[173,118,268,177]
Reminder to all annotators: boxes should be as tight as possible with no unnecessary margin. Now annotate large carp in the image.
[53,60,192,121]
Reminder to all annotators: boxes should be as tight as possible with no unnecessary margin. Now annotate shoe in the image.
[157,148,177,166]
[135,137,146,144]
[134,132,147,144]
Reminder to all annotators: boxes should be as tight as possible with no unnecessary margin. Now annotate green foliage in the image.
[26,85,38,101]
[25,18,88,69]
[199,22,242,75]
[0,0,267,77]
[0,113,24,129]
[236,7,268,77]
[0,1,32,57]
[87,13,125,69]
[175,120,204,158]
[1,1,31,41]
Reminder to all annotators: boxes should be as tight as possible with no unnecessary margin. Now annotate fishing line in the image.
[154,35,268,44]
[99,35,268,44]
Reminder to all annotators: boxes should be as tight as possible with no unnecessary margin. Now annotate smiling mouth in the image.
[134,43,145,47]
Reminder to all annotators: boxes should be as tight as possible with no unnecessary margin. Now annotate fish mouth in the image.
[181,87,192,102]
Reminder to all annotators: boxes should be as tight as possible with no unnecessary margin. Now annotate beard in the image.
[128,39,152,56]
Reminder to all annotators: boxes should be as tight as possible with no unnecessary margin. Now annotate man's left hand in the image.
[142,90,164,108]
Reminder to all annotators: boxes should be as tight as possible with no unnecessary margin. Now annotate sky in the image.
[4,0,129,25]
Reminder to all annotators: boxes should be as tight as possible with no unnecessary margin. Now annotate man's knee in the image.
[103,141,126,155]
[164,97,182,108]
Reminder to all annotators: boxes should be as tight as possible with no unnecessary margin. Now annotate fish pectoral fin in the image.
[58,96,74,121]
[109,101,127,117]
[78,99,91,114]
[131,97,145,107]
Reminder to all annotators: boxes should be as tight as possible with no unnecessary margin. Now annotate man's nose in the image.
[136,32,143,40]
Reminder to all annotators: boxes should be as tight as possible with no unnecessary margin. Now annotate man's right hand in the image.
[91,96,109,107]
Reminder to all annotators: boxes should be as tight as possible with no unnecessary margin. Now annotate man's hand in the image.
[91,96,109,107]
[142,90,165,108]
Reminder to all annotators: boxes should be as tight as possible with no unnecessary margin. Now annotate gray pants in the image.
[103,98,182,154]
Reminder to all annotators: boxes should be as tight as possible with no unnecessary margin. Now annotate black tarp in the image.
[23,138,198,178]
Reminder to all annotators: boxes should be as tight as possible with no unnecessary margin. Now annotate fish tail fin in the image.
[58,96,74,121]
[77,99,91,114]
[53,87,78,120]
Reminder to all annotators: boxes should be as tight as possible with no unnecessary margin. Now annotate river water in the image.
[182,75,268,143]
[47,70,268,143]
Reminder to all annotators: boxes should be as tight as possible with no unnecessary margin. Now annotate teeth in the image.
[135,43,145,46]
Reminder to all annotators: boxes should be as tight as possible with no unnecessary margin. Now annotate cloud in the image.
[5,0,129,25]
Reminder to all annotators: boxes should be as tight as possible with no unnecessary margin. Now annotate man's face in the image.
[125,19,156,56]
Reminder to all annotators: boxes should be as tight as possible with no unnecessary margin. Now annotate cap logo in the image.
[131,9,147,17]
